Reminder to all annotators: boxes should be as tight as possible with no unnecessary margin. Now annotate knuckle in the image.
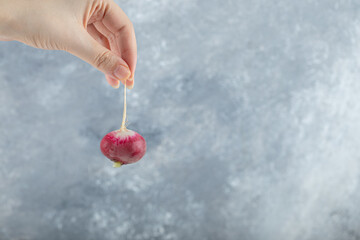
[106,32,116,43]
[94,50,114,70]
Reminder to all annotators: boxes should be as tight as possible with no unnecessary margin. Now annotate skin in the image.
[0,0,137,89]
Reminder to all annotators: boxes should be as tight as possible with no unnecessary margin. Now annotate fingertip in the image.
[112,82,120,89]
[106,75,120,88]
[126,78,134,89]
[106,74,134,89]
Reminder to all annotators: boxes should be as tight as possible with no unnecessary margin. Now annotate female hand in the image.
[0,0,137,89]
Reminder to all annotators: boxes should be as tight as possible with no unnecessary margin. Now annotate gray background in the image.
[1,0,360,239]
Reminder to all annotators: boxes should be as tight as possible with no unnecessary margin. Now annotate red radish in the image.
[100,82,146,167]
[100,129,146,167]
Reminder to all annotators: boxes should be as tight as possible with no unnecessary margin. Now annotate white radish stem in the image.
[120,81,127,130]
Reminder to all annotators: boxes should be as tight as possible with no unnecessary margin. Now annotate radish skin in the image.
[100,129,146,166]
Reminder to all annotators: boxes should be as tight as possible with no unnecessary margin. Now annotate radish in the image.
[100,83,146,168]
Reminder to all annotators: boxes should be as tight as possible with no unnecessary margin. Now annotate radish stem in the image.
[120,81,127,130]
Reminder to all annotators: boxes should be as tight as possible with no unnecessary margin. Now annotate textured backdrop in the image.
[1,0,360,239]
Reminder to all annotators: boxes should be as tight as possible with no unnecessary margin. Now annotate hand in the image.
[0,0,137,89]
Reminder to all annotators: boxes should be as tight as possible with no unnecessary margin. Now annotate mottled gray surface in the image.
[1,0,360,239]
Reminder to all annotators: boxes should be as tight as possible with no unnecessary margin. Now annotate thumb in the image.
[67,29,131,88]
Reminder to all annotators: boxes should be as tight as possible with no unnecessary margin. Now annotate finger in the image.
[126,79,134,89]
[87,24,120,88]
[67,28,131,85]
[93,21,135,89]
[102,1,137,81]
[87,24,110,50]
[93,21,119,54]
[106,75,134,89]
[106,75,120,89]
[116,26,137,81]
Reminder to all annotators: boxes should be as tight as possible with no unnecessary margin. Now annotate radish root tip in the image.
[113,162,122,168]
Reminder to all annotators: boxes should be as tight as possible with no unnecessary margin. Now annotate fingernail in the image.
[113,65,131,81]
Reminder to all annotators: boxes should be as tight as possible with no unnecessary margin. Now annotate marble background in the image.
[1,0,360,239]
